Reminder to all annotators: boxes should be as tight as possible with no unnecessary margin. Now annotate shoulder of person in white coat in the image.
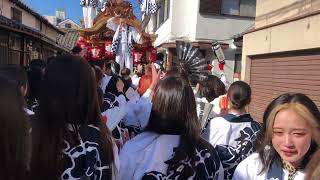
[232,153,306,180]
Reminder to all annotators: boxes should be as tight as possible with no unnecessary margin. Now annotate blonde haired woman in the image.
[233,93,320,180]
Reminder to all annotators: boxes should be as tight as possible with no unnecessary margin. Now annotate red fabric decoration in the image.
[133,51,144,65]
[218,63,224,71]
[89,47,103,61]
[207,64,213,71]
[78,34,86,42]
[147,47,157,63]
[104,41,114,59]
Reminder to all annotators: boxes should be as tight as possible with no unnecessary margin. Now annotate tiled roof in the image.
[9,0,65,35]
[57,29,79,51]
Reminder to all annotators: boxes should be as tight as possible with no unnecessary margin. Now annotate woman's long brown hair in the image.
[0,76,29,180]
[30,55,114,179]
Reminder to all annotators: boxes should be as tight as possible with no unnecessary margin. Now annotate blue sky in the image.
[24,0,142,24]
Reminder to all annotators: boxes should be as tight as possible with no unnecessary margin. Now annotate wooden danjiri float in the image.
[75,0,158,72]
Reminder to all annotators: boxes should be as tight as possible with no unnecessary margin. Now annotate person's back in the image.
[29,55,117,180]
[120,74,224,180]
[203,81,261,180]
[62,124,115,180]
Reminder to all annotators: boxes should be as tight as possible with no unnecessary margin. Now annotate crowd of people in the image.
[0,52,320,180]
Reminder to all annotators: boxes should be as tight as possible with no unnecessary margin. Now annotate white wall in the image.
[1,0,38,29]
[170,0,198,41]
[1,0,12,19]
[44,15,57,25]
[57,19,80,29]
[150,0,254,83]
[22,10,37,29]
[153,0,254,44]
[153,0,173,46]
[196,14,254,41]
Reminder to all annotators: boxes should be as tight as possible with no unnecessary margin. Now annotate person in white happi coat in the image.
[107,17,142,72]
[203,81,261,180]
[80,0,98,28]
[140,0,158,30]
[119,71,224,180]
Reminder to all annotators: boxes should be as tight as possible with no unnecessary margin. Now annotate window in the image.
[154,0,170,30]
[199,0,256,17]
[199,0,222,15]
[8,34,22,65]
[221,0,239,15]
[65,23,72,29]
[11,7,22,23]
[9,34,22,51]
[239,0,256,17]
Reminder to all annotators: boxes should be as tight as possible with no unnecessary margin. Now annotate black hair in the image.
[71,46,82,54]
[227,81,251,109]
[96,59,106,70]
[120,68,131,77]
[156,53,164,61]
[26,60,45,108]
[146,73,202,166]
[199,75,226,102]
[0,64,28,89]
[105,61,112,70]
[30,55,114,179]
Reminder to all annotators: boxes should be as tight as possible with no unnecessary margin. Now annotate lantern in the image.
[89,47,103,61]
[104,41,114,59]
[212,40,225,64]
[146,47,157,63]
[133,51,144,65]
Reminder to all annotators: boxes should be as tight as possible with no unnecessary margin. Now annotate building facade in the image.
[57,19,81,30]
[44,10,80,51]
[148,0,256,83]
[0,0,67,65]
[242,0,320,121]
[45,10,81,30]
